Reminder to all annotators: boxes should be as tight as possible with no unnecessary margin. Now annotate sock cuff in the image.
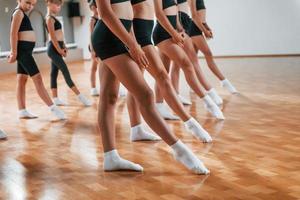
[19,109,26,112]
[131,124,143,130]
[208,88,216,93]
[171,140,183,150]
[221,79,229,84]
[49,104,56,109]
[104,149,119,158]
[184,117,195,124]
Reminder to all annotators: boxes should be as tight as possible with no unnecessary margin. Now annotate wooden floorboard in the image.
[0,57,299,199]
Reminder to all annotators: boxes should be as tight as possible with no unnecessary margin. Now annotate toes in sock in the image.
[184,118,212,142]
[171,140,210,175]
[78,94,92,106]
[202,95,225,120]
[104,150,144,171]
[130,124,161,141]
[156,102,180,120]
[50,105,66,120]
[207,88,223,106]
[53,97,67,106]
[19,109,38,119]
[178,95,192,105]
[221,79,238,94]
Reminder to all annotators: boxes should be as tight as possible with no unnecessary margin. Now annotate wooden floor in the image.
[0,57,299,200]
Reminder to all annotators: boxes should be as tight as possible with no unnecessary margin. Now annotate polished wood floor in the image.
[0,57,299,200]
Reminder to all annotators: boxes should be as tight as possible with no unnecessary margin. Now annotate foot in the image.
[155,103,180,120]
[53,97,68,106]
[78,94,92,106]
[130,124,161,141]
[221,79,238,94]
[171,140,210,175]
[184,118,212,143]
[0,130,7,140]
[178,95,192,105]
[90,88,99,96]
[50,105,66,120]
[18,109,38,119]
[104,150,143,171]
[207,88,223,106]
[203,95,225,120]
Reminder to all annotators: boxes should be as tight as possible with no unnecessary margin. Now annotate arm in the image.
[188,0,212,38]
[153,0,184,45]
[8,10,23,63]
[96,0,148,67]
[46,16,66,57]
[89,18,96,58]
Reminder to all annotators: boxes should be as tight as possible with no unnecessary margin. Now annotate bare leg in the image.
[191,35,225,81]
[155,50,170,103]
[31,73,54,106]
[90,59,98,89]
[157,39,225,119]
[17,74,28,110]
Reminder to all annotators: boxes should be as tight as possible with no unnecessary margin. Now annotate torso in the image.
[13,8,36,42]
[47,15,64,42]
[162,0,178,16]
[177,0,190,15]
[131,0,154,20]
[110,0,133,20]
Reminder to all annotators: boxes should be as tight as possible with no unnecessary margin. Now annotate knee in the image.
[203,49,213,57]
[178,57,192,69]
[157,71,172,86]
[101,90,118,105]
[136,88,154,106]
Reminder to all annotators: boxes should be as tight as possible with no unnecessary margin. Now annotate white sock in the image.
[119,84,127,97]
[178,94,192,105]
[184,118,212,143]
[221,79,238,94]
[207,88,223,106]
[130,124,161,141]
[78,94,92,106]
[53,97,67,106]
[155,102,180,120]
[0,129,7,140]
[49,105,66,120]
[171,140,210,175]
[202,95,225,120]
[90,88,99,96]
[18,109,38,119]
[103,149,143,171]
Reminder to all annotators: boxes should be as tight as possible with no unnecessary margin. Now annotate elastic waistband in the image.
[17,41,35,51]
[133,18,154,23]
[157,15,176,28]
[179,11,190,17]
[48,41,64,47]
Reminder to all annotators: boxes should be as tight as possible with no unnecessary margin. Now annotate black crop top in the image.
[12,8,33,32]
[47,15,62,31]
[131,0,146,5]
[111,0,129,4]
[163,0,176,9]
[196,0,206,10]
[177,0,187,4]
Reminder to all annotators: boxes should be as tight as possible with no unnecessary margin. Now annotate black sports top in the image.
[111,0,129,4]
[196,0,206,10]
[177,0,187,4]
[12,8,33,32]
[91,16,99,26]
[47,15,62,31]
[163,0,176,9]
[131,0,146,5]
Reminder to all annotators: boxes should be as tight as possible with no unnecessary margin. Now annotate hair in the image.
[45,0,63,4]
[87,0,97,8]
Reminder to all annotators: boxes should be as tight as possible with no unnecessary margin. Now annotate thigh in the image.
[157,40,191,66]
[100,63,120,98]
[103,54,152,95]
[143,45,168,78]
[192,35,211,55]
[17,62,28,75]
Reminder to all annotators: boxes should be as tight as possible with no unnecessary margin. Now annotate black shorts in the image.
[179,11,192,36]
[189,20,203,37]
[91,19,132,60]
[133,18,154,47]
[152,15,177,46]
[17,41,40,76]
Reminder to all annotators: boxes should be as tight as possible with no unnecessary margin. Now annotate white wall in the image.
[73,0,91,60]
[72,0,300,57]
[206,0,300,56]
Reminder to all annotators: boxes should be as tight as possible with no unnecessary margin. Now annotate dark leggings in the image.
[47,41,75,89]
